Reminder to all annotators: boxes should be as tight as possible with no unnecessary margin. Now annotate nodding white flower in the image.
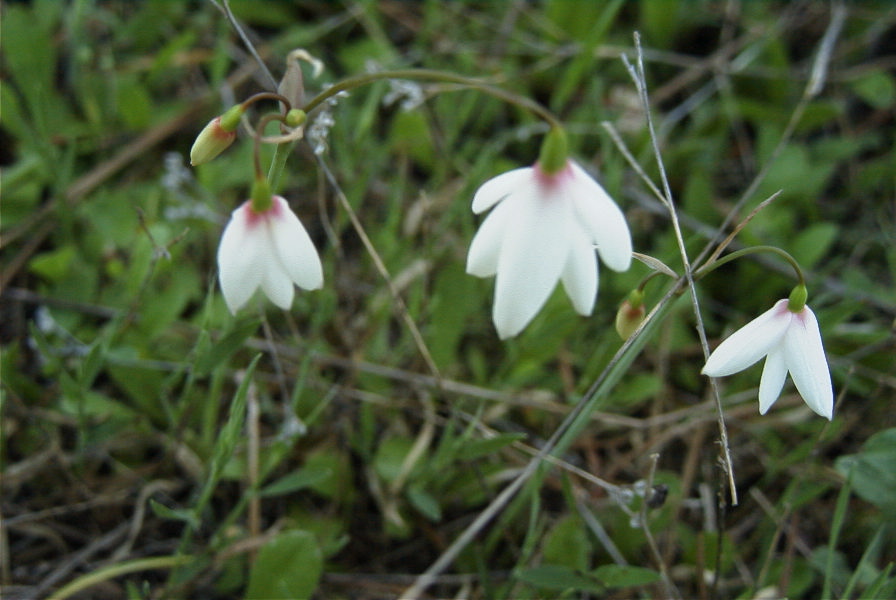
[217,196,322,313]
[702,299,833,419]
[466,160,632,339]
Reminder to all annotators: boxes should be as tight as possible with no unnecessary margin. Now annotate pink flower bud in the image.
[190,116,237,166]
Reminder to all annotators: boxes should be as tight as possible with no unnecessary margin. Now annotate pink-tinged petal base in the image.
[466,159,632,338]
[218,202,266,313]
[217,196,322,313]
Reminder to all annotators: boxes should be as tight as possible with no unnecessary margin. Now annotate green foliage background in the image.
[2,1,895,599]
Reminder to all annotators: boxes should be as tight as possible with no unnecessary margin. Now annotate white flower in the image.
[217,195,323,313]
[466,160,632,339]
[702,299,833,419]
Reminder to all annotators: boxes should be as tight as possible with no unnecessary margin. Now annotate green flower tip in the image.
[537,127,569,175]
[285,108,307,128]
[787,284,808,312]
[250,177,273,212]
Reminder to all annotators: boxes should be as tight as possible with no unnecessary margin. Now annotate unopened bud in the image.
[279,58,305,108]
[615,290,646,340]
[285,108,307,128]
[190,105,244,166]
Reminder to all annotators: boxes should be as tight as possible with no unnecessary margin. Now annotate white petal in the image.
[217,204,264,313]
[758,347,788,414]
[567,162,632,272]
[492,192,571,338]
[702,300,791,377]
[783,306,834,419]
[268,197,323,290]
[260,259,295,309]
[471,167,532,214]
[466,198,513,277]
[560,226,598,316]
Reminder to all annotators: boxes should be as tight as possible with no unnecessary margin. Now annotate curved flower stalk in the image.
[702,298,834,419]
[217,195,323,313]
[466,160,632,339]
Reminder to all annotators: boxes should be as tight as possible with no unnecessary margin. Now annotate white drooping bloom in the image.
[217,195,323,313]
[702,299,834,419]
[466,160,632,339]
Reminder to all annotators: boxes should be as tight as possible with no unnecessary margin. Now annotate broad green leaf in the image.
[792,223,838,270]
[29,247,77,282]
[374,436,418,483]
[592,564,661,587]
[455,433,526,461]
[543,515,591,572]
[850,71,896,110]
[407,485,441,521]
[260,468,333,498]
[516,565,604,593]
[835,428,896,515]
[193,319,259,376]
[245,530,323,600]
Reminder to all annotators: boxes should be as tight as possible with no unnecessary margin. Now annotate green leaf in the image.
[516,565,604,593]
[543,515,591,571]
[116,77,153,130]
[455,433,527,461]
[592,564,661,587]
[850,70,896,110]
[259,467,333,498]
[388,111,435,169]
[835,428,896,515]
[245,530,323,600]
[29,247,77,282]
[149,499,200,529]
[373,436,418,483]
[193,319,259,376]
[407,485,441,521]
[792,223,838,271]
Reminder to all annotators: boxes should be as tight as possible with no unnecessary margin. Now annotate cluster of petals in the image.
[702,299,833,419]
[217,195,322,313]
[466,160,632,339]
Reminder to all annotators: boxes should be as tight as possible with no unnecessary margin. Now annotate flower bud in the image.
[190,105,245,166]
[615,290,646,340]
[285,108,307,128]
[278,57,305,108]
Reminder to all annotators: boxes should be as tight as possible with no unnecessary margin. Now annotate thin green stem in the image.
[625,32,736,506]
[267,141,296,193]
[695,245,805,287]
[240,91,291,113]
[253,113,289,181]
[301,68,562,129]
[636,270,666,294]
[47,555,191,600]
